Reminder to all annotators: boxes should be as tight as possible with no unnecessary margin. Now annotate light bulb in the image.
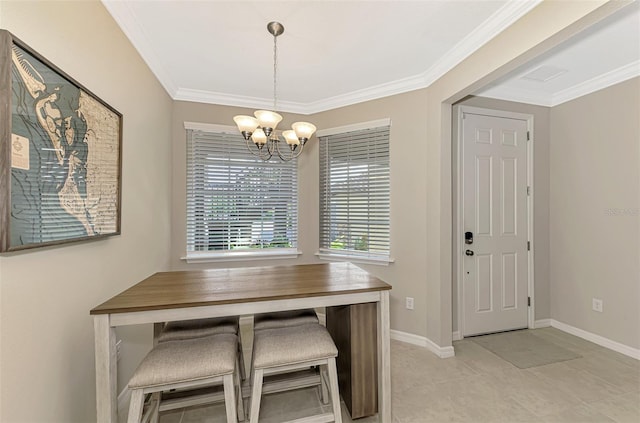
[254,110,283,134]
[251,128,267,145]
[282,130,300,145]
[292,122,316,141]
[233,115,259,133]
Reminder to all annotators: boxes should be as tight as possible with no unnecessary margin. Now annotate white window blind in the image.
[319,124,390,261]
[186,129,298,257]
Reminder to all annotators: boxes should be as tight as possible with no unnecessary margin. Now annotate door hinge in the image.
[527,131,530,141]
[527,186,531,196]
[527,241,531,251]
[528,297,531,307]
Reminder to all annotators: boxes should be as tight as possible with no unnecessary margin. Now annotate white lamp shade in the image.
[282,130,300,145]
[251,128,267,145]
[292,121,316,140]
[254,110,283,130]
[233,115,259,133]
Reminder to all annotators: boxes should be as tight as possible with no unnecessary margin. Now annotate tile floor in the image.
[152,328,639,422]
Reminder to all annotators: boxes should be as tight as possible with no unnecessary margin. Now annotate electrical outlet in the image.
[405,297,414,310]
[592,298,603,313]
[116,340,122,361]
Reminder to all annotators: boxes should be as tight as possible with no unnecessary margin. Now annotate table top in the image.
[90,262,391,315]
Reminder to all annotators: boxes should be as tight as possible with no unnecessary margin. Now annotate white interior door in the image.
[462,110,529,336]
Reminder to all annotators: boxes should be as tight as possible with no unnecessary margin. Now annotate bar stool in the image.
[249,323,342,423]
[253,309,329,402]
[157,316,246,380]
[127,333,242,423]
[253,309,318,331]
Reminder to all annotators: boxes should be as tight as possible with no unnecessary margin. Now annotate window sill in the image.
[315,251,395,266]
[182,249,302,264]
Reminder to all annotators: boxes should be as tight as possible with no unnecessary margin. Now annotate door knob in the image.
[465,250,474,256]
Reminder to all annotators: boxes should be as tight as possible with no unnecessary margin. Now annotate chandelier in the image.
[233,22,316,162]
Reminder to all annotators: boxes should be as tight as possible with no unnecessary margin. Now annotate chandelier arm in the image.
[275,138,305,162]
[267,137,278,157]
[274,139,291,161]
[291,142,304,159]
[245,137,273,161]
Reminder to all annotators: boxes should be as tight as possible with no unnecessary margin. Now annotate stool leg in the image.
[223,373,238,423]
[249,368,264,423]
[127,389,145,423]
[238,330,247,381]
[319,366,329,405]
[150,392,161,423]
[327,358,342,423]
[235,360,246,421]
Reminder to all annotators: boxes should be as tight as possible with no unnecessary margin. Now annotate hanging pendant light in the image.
[233,22,316,161]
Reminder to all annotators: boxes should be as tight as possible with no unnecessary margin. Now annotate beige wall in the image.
[0,1,173,421]
[550,77,640,349]
[453,97,552,330]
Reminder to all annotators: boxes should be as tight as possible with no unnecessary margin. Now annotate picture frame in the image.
[0,30,122,252]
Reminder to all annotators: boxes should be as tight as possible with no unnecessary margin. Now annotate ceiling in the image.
[103,0,639,114]
[477,1,640,107]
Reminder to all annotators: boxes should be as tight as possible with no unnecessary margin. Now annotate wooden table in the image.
[90,262,392,422]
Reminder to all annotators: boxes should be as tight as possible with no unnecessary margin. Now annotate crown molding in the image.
[302,73,429,115]
[105,0,542,113]
[215,0,542,114]
[420,0,543,87]
[477,60,640,107]
[101,0,178,97]
[175,73,426,115]
[551,60,640,105]
[173,88,310,114]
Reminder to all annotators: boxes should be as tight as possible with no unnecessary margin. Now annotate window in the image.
[318,119,391,264]
[185,123,298,262]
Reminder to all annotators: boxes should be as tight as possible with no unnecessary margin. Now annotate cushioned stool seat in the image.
[249,323,342,423]
[157,316,239,343]
[127,333,242,423]
[157,316,246,382]
[253,309,318,331]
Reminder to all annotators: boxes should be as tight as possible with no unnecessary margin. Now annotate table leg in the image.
[153,322,164,346]
[377,291,391,422]
[94,314,117,423]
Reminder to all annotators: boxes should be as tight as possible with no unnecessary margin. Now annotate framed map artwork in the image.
[0,30,122,252]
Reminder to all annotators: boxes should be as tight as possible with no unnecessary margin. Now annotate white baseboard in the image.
[550,319,640,360]
[452,331,462,341]
[534,319,551,328]
[390,329,455,358]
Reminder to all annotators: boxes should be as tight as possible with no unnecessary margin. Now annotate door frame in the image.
[454,105,535,338]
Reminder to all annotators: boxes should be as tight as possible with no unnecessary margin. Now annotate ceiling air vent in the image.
[520,65,568,82]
